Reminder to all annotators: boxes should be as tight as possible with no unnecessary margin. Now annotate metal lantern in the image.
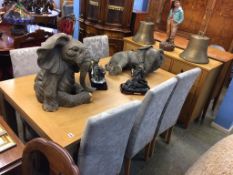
[132,21,155,45]
[180,34,210,64]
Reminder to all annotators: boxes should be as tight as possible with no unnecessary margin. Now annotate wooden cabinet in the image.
[123,37,223,128]
[0,117,24,174]
[79,0,134,54]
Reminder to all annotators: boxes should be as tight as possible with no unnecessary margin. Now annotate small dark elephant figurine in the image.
[34,33,95,112]
[105,46,164,76]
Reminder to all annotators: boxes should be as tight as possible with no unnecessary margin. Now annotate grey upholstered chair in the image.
[83,35,109,62]
[124,77,178,175]
[150,68,201,156]
[62,2,73,17]
[10,47,40,77]
[78,101,141,175]
[10,47,40,140]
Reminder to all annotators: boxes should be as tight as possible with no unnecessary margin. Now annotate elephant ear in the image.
[37,33,71,74]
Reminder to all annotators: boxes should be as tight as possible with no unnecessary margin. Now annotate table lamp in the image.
[3,2,32,36]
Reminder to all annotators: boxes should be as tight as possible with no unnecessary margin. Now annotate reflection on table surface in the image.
[0,23,57,51]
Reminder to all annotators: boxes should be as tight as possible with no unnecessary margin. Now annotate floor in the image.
[122,91,231,175]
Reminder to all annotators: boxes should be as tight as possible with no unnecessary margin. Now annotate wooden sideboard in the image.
[79,0,134,55]
[123,37,223,128]
[154,31,233,118]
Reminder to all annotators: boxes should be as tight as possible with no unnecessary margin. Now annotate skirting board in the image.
[211,122,233,134]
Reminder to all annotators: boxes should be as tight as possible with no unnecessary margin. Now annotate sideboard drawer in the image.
[161,57,172,71]
[170,61,193,74]
[170,60,202,87]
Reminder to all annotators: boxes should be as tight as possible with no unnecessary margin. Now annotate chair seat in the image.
[186,134,233,175]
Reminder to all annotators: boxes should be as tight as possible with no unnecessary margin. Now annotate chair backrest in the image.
[58,15,75,35]
[14,29,53,48]
[10,46,40,77]
[83,35,109,61]
[78,101,141,175]
[22,138,80,175]
[157,68,201,135]
[125,77,178,158]
[209,44,226,51]
[62,2,73,17]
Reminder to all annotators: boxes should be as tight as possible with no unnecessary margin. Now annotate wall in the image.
[133,0,149,11]
[73,0,79,39]
[212,79,233,132]
[147,0,233,52]
[54,0,60,9]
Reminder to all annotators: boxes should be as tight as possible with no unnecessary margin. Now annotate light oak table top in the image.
[0,57,175,148]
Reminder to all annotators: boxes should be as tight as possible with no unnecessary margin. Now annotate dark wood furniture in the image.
[14,29,53,48]
[154,31,233,116]
[0,23,57,81]
[79,0,134,54]
[0,23,58,51]
[0,117,24,175]
[124,37,222,128]
[31,10,59,28]
[22,138,79,175]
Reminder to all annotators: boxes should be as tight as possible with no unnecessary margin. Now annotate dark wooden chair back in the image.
[22,138,80,175]
[14,29,53,48]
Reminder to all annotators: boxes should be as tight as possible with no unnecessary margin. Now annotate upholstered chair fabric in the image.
[10,47,40,141]
[10,47,40,77]
[62,4,73,17]
[83,35,109,61]
[157,68,201,135]
[125,77,177,159]
[78,101,141,175]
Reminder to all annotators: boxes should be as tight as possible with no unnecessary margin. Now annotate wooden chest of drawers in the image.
[123,37,223,128]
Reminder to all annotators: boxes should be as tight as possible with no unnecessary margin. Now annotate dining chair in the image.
[62,2,74,17]
[78,101,141,175]
[83,35,109,62]
[14,29,53,49]
[150,68,201,156]
[10,47,40,141]
[58,15,75,35]
[9,47,40,77]
[22,137,80,175]
[124,77,178,175]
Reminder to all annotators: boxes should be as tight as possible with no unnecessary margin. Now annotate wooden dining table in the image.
[0,57,175,149]
[0,23,58,52]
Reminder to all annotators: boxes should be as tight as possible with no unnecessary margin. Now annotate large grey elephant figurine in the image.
[105,46,164,75]
[34,33,95,112]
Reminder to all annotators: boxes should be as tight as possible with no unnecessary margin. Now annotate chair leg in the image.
[124,157,131,175]
[73,142,80,163]
[144,143,151,161]
[149,137,156,158]
[164,126,173,144]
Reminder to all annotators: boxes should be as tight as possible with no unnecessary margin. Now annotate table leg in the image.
[0,92,18,135]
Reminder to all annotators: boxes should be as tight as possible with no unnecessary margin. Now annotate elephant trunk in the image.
[79,61,96,92]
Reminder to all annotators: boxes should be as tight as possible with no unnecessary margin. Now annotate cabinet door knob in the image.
[181,69,184,73]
